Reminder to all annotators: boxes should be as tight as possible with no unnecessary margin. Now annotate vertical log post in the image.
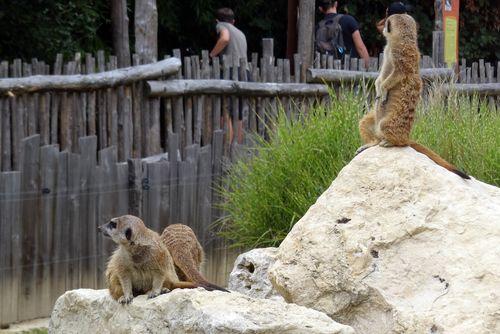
[135,0,158,63]
[432,0,444,67]
[297,0,315,82]
[111,0,131,67]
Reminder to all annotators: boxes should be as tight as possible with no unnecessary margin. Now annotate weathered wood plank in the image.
[39,145,58,316]
[306,68,454,83]
[67,152,81,290]
[19,135,41,320]
[128,159,143,218]
[0,58,181,95]
[168,133,180,224]
[439,83,500,96]
[97,147,118,288]
[78,136,97,290]
[147,80,330,97]
[0,171,21,324]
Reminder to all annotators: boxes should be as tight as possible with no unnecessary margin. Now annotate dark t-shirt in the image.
[322,13,360,58]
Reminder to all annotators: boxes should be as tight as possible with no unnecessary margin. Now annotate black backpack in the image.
[316,14,346,58]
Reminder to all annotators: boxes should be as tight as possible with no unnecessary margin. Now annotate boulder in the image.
[228,247,284,302]
[269,146,500,334]
[48,288,354,334]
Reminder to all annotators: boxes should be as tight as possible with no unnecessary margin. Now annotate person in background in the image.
[210,8,248,144]
[209,8,248,64]
[317,0,370,69]
[376,2,408,34]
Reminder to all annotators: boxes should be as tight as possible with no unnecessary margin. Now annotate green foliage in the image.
[217,90,500,248]
[412,89,500,184]
[0,0,497,63]
[157,0,288,57]
[0,0,111,62]
[458,0,500,61]
[217,90,363,248]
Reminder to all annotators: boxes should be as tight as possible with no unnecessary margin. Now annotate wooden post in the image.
[286,0,299,62]
[297,0,315,82]
[432,0,444,67]
[134,0,158,63]
[111,0,131,67]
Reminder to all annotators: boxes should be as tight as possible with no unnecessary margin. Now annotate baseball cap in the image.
[387,2,407,16]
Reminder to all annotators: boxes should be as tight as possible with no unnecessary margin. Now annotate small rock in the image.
[228,247,284,302]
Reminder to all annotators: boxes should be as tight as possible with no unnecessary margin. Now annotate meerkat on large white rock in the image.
[99,215,197,304]
[357,14,469,179]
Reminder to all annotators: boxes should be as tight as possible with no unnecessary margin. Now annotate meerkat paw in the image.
[160,288,171,294]
[118,295,133,305]
[147,289,164,299]
[379,140,394,147]
[356,144,376,155]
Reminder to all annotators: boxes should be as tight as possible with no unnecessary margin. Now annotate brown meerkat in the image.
[99,215,198,304]
[357,14,469,179]
[161,224,228,292]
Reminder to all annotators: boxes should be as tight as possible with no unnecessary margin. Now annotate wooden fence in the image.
[1,46,497,172]
[0,132,239,324]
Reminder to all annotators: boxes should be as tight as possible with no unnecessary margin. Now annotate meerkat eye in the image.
[387,20,392,33]
[109,221,117,229]
[125,228,132,241]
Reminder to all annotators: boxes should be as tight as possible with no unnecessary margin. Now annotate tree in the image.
[111,0,131,67]
[135,0,158,63]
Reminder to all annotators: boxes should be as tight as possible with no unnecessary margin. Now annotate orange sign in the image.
[442,0,460,65]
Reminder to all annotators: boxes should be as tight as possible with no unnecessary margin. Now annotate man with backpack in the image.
[316,0,370,69]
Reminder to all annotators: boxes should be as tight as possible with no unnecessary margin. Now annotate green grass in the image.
[216,89,500,248]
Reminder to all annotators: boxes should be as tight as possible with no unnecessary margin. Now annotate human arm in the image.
[210,27,230,58]
[376,18,386,34]
[352,30,370,70]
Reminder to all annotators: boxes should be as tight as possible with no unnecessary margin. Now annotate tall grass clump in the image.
[217,89,499,248]
[217,91,364,248]
[413,90,499,185]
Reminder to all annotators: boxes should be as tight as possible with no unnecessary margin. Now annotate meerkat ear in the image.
[125,228,132,241]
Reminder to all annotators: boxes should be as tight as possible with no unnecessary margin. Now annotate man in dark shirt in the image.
[317,0,370,69]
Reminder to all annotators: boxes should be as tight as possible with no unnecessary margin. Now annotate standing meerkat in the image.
[99,215,198,304]
[161,224,228,292]
[357,14,469,179]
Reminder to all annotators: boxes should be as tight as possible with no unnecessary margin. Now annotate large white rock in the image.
[269,146,500,334]
[48,288,354,334]
[228,247,284,302]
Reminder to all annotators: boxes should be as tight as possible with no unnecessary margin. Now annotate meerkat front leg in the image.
[147,274,166,299]
[118,275,134,304]
[380,72,403,102]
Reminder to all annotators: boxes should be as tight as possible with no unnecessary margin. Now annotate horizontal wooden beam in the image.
[147,79,330,97]
[306,68,454,83]
[440,83,500,96]
[0,58,181,96]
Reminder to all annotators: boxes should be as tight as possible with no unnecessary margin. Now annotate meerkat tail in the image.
[408,141,470,179]
[173,253,229,292]
[170,281,199,289]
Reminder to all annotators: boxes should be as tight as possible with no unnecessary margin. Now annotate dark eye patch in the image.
[125,228,132,241]
[109,221,117,229]
[387,19,392,33]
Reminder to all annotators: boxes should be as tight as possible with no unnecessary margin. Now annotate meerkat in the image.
[161,224,228,292]
[357,14,469,179]
[99,215,198,304]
